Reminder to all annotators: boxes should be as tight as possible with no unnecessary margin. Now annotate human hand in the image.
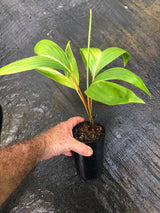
[42,117,93,160]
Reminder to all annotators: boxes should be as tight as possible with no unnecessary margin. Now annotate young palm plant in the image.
[0,10,151,128]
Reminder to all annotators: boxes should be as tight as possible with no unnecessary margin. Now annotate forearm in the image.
[0,135,46,206]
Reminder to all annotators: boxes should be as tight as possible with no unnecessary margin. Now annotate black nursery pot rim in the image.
[73,121,105,145]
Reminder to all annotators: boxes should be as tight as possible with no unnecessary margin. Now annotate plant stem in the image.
[86,9,93,124]
[71,74,90,118]
[87,9,92,90]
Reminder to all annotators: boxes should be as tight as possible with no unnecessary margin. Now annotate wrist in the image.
[27,134,47,163]
[40,129,56,160]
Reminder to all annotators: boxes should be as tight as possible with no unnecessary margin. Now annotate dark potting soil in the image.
[73,121,105,142]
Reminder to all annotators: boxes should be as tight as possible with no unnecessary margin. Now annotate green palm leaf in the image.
[65,41,79,85]
[36,67,76,89]
[80,47,130,78]
[80,48,101,77]
[85,81,145,105]
[34,39,71,73]
[93,67,151,97]
[0,56,65,75]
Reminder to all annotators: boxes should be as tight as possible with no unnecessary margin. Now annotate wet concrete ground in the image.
[0,0,160,212]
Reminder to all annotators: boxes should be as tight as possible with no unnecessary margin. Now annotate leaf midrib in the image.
[41,54,71,73]
[93,52,102,79]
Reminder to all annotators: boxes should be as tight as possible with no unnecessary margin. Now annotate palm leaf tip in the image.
[123,52,130,66]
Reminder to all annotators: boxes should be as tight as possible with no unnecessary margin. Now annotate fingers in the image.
[69,138,93,157]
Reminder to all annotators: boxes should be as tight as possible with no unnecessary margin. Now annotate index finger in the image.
[67,117,85,136]
[67,116,85,129]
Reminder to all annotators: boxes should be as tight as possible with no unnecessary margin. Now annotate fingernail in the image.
[87,147,93,156]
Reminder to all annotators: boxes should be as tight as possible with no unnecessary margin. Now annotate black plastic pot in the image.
[74,124,105,180]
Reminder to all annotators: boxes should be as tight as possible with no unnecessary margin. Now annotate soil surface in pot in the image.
[73,121,105,142]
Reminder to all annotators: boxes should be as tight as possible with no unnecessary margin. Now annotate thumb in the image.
[69,137,93,157]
